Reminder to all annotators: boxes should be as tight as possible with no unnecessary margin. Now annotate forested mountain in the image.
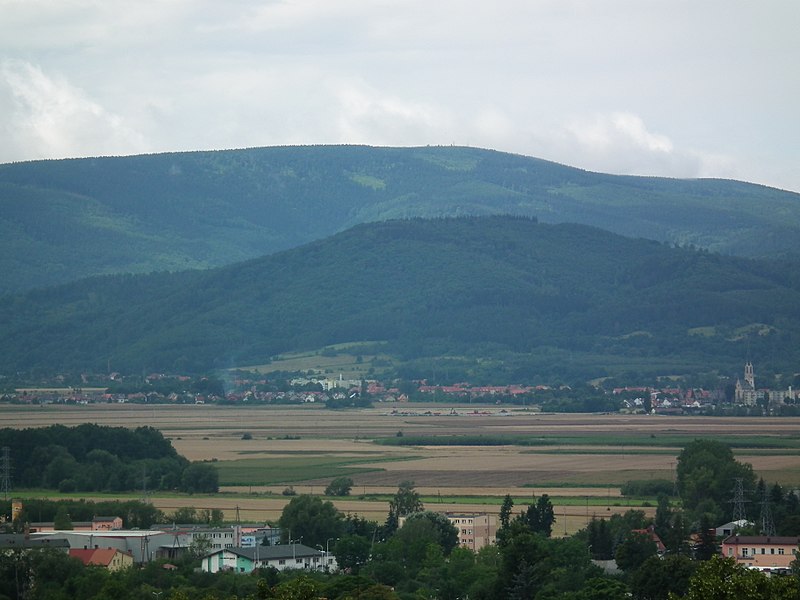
[1,145,799,293]
[2,216,799,382]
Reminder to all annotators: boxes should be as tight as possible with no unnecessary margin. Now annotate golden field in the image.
[3,403,799,534]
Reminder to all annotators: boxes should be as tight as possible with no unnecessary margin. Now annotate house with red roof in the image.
[69,547,134,571]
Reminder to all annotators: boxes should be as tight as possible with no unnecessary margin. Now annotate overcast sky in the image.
[1,0,798,192]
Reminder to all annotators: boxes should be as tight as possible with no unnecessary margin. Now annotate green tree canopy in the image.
[179,462,219,493]
[385,480,423,534]
[403,511,459,555]
[523,494,556,537]
[324,477,354,497]
[674,555,799,600]
[630,554,696,600]
[614,531,657,572]
[332,534,372,573]
[53,505,73,530]
[278,495,344,548]
[500,494,514,529]
[676,439,756,522]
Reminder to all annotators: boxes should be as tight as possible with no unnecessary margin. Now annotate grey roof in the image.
[208,544,323,560]
[0,534,70,549]
[723,535,800,545]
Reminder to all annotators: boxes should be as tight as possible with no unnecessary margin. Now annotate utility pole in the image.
[0,447,11,501]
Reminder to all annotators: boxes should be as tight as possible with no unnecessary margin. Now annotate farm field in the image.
[3,403,800,533]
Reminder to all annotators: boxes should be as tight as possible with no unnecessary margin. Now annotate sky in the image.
[1,0,798,192]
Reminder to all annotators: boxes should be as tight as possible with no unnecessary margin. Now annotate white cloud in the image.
[568,113,673,155]
[0,1,797,191]
[334,82,449,146]
[524,112,700,179]
[0,59,148,161]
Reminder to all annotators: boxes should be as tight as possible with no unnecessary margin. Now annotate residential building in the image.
[721,535,800,571]
[446,513,497,552]
[69,547,134,571]
[202,543,336,574]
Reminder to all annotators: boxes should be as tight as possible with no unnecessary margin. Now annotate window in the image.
[779,548,785,555]
[296,559,303,564]
[728,548,733,556]
[761,548,766,554]
[742,548,749,556]
[771,548,775,555]
[278,559,285,565]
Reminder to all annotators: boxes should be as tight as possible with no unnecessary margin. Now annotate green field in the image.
[215,455,415,486]
[244,342,396,379]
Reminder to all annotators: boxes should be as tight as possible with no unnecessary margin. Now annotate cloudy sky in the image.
[1,0,798,191]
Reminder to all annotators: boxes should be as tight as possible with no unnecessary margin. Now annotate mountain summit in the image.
[1,145,798,293]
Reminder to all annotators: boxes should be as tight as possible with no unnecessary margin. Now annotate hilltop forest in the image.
[1,145,799,293]
[1,216,798,383]
[0,424,217,494]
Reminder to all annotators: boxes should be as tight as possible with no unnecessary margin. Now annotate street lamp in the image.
[316,544,325,571]
[289,536,302,560]
[326,537,338,569]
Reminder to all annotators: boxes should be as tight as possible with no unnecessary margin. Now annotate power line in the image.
[730,478,749,524]
[759,486,776,537]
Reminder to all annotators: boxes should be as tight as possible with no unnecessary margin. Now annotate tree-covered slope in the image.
[1,145,798,293]
[1,216,798,381]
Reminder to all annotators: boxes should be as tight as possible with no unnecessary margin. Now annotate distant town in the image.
[3,362,799,416]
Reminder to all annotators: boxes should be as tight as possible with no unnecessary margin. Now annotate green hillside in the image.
[2,216,798,382]
[1,145,798,293]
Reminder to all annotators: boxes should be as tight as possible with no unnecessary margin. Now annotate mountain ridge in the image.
[2,216,798,382]
[2,145,798,294]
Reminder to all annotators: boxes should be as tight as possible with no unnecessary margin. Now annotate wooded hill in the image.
[1,145,799,293]
[2,216,798,383]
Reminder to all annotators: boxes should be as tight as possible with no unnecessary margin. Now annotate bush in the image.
[58,479,77,493]
[621,479,674,497]
[325,477,354,496]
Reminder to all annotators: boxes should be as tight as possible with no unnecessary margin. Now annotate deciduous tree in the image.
[325,477,354,497]
[278,495,344,548]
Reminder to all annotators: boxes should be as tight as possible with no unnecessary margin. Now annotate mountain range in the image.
[2,145,799,294]
[2,216,798,382]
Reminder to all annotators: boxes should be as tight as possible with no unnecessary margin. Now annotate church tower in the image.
[744,361,755,390]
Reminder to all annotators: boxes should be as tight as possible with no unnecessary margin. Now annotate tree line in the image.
[0,424,218,494]
[4,440,800,598]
